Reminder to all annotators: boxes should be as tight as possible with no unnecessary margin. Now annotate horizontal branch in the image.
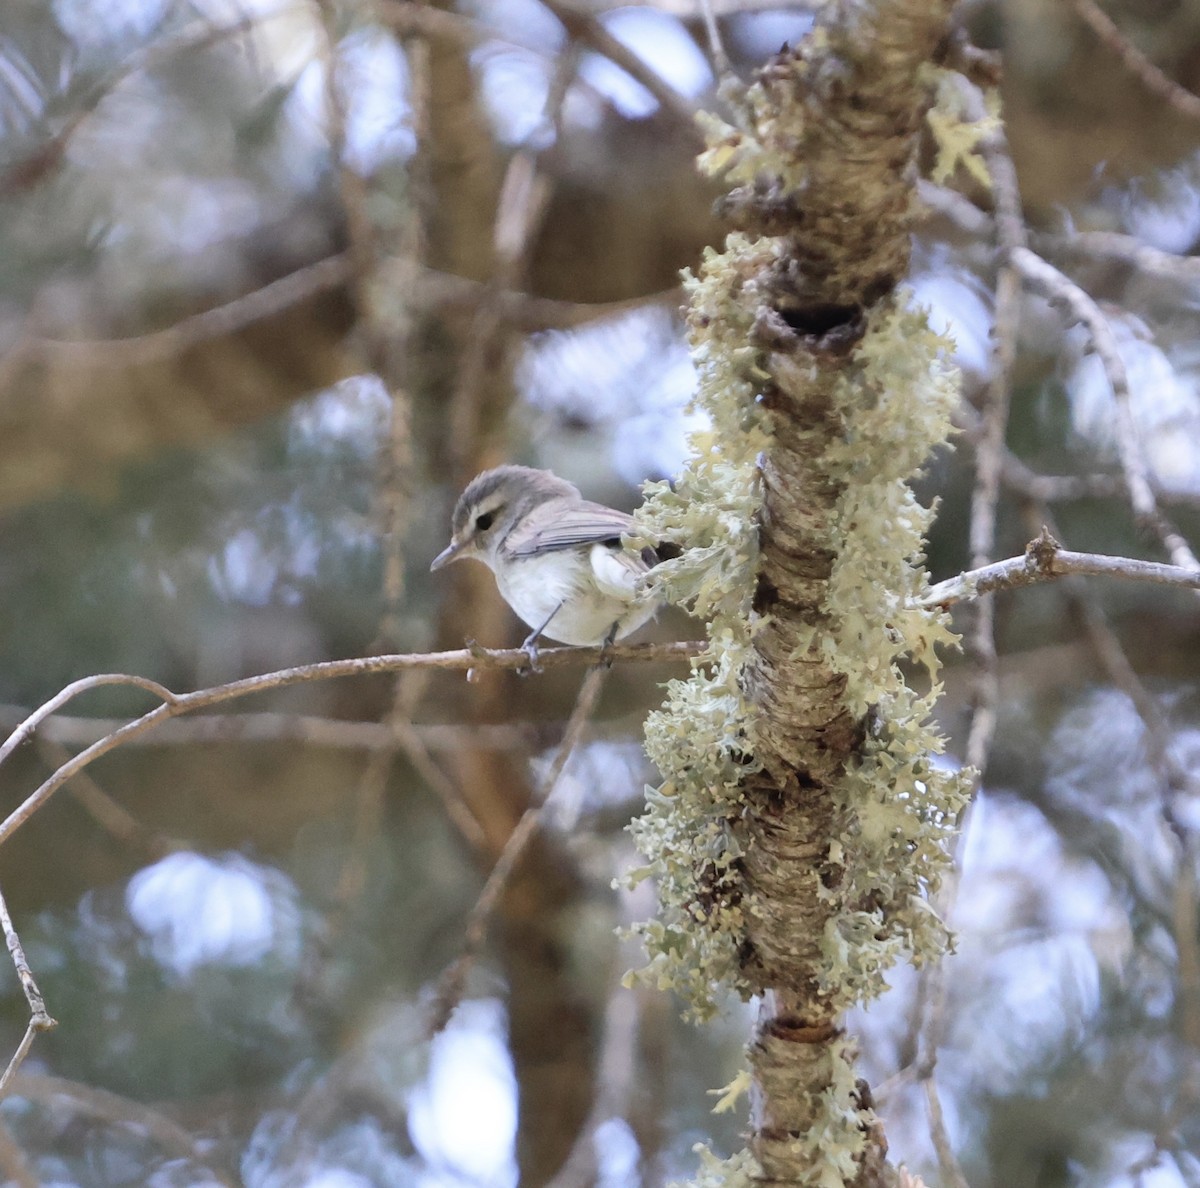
[0,640,704,849]
[0,708,538,753]
[922,533,1200,608]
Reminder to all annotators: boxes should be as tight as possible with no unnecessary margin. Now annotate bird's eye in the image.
[475,511,495,531]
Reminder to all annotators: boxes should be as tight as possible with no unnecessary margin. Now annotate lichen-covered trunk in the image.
[737,9,957,1181]
[636,1,972,1184]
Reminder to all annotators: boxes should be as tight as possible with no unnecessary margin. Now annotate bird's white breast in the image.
[492,546,657,645]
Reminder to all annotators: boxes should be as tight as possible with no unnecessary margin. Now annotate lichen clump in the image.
[628,242,770,1019]
[628,265,972,1016]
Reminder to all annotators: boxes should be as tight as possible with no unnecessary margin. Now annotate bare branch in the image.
[0,1028,38,1104]
[0,672,176,770]
[924,1077,971,1188]
[0,642,703,848]
[24,255,352,367]
[0,884,56,1102]
[540,0,702,128]
[922,533,1200,608]
[697,0,733,83]
[963,77,1025,779]
[918,181,1200,289]
[1010,245,1200,573]
[1071,0,1200,123]
[11,1072,232,1177]
[0,708,536,753]
[1041,229,1200,287]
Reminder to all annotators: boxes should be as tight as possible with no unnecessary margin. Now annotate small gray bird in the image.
[431,465,663,664]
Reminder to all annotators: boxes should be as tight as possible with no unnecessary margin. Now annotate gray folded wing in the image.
[504,500,642,559]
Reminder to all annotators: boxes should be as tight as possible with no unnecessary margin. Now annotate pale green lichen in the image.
[628,31,971,1188]
[925,66,1000,189]
[810,300,974,1009]
[627,240,769,1021]
[631,292,971,1019]
[793,1035,869,1188]
[681,1146,760,1188]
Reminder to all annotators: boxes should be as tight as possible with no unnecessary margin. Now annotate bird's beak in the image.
[430,540,464,572]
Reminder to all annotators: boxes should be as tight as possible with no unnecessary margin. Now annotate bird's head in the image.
[430,465,580,571]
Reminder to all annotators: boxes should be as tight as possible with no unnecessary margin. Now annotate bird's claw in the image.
[519,634,543,676]
[598,623,619,669]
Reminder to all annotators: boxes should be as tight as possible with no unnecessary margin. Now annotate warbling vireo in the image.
[430,465,664,664]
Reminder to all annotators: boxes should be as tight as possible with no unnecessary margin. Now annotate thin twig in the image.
[0,7,294,195]
[1010,245,1200,573]
[1040,229,1200,287]
[697,0,733,82]
[965,81,1025,776]
[36,737,178,858]
[0,642,704,849]
[922,537,1200,607]
[0,883,56,1101]
[1072,0,1200,123]
[541,0,701,128]
[0,673,177,769]
[11,1072,230,1175]
[917,180,1200,289]
[429,663,610,1032]
[0,1028,38,1102]
[24,255,352,367]
[0,889,52,1029]
[918,89,1024,1182]
[391,713,488,853]
[924,1077,971,1188]
[0,708,537,753]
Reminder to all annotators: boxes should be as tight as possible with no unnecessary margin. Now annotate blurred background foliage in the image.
[0,0,1198,1185]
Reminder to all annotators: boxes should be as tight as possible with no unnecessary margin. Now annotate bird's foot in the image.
[598,623,619,669]
[519,631,543,676]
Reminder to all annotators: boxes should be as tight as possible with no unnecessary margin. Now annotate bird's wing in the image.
[504,500,641,557]
[589,540,650,599]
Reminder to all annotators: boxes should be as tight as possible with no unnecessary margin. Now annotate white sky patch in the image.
[290,376,390,453]
[909,266,993,379]
[209,528,281,606]
[1120,155,1200,254]
[291,31,414,175]
[408,999,518,1187]
[474,44,556,147]
[466,0,565,49]
[728,10,818,59]
[1046,686,1191,905]
[594,1117,640,1187]
[519,304,698,480]
[539,738,649,830]
[53,0,171,50]
[466,0,566,146]
[126,852,293,978]
[1065,313,1200,497]
[299,1174,373,1188]
[577,8,712,119]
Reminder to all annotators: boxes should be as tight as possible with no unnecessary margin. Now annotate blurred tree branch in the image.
[922,535,1200,606]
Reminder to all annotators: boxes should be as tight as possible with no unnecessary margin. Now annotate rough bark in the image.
[636,2,970,1184]
[737,4,956,1153]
